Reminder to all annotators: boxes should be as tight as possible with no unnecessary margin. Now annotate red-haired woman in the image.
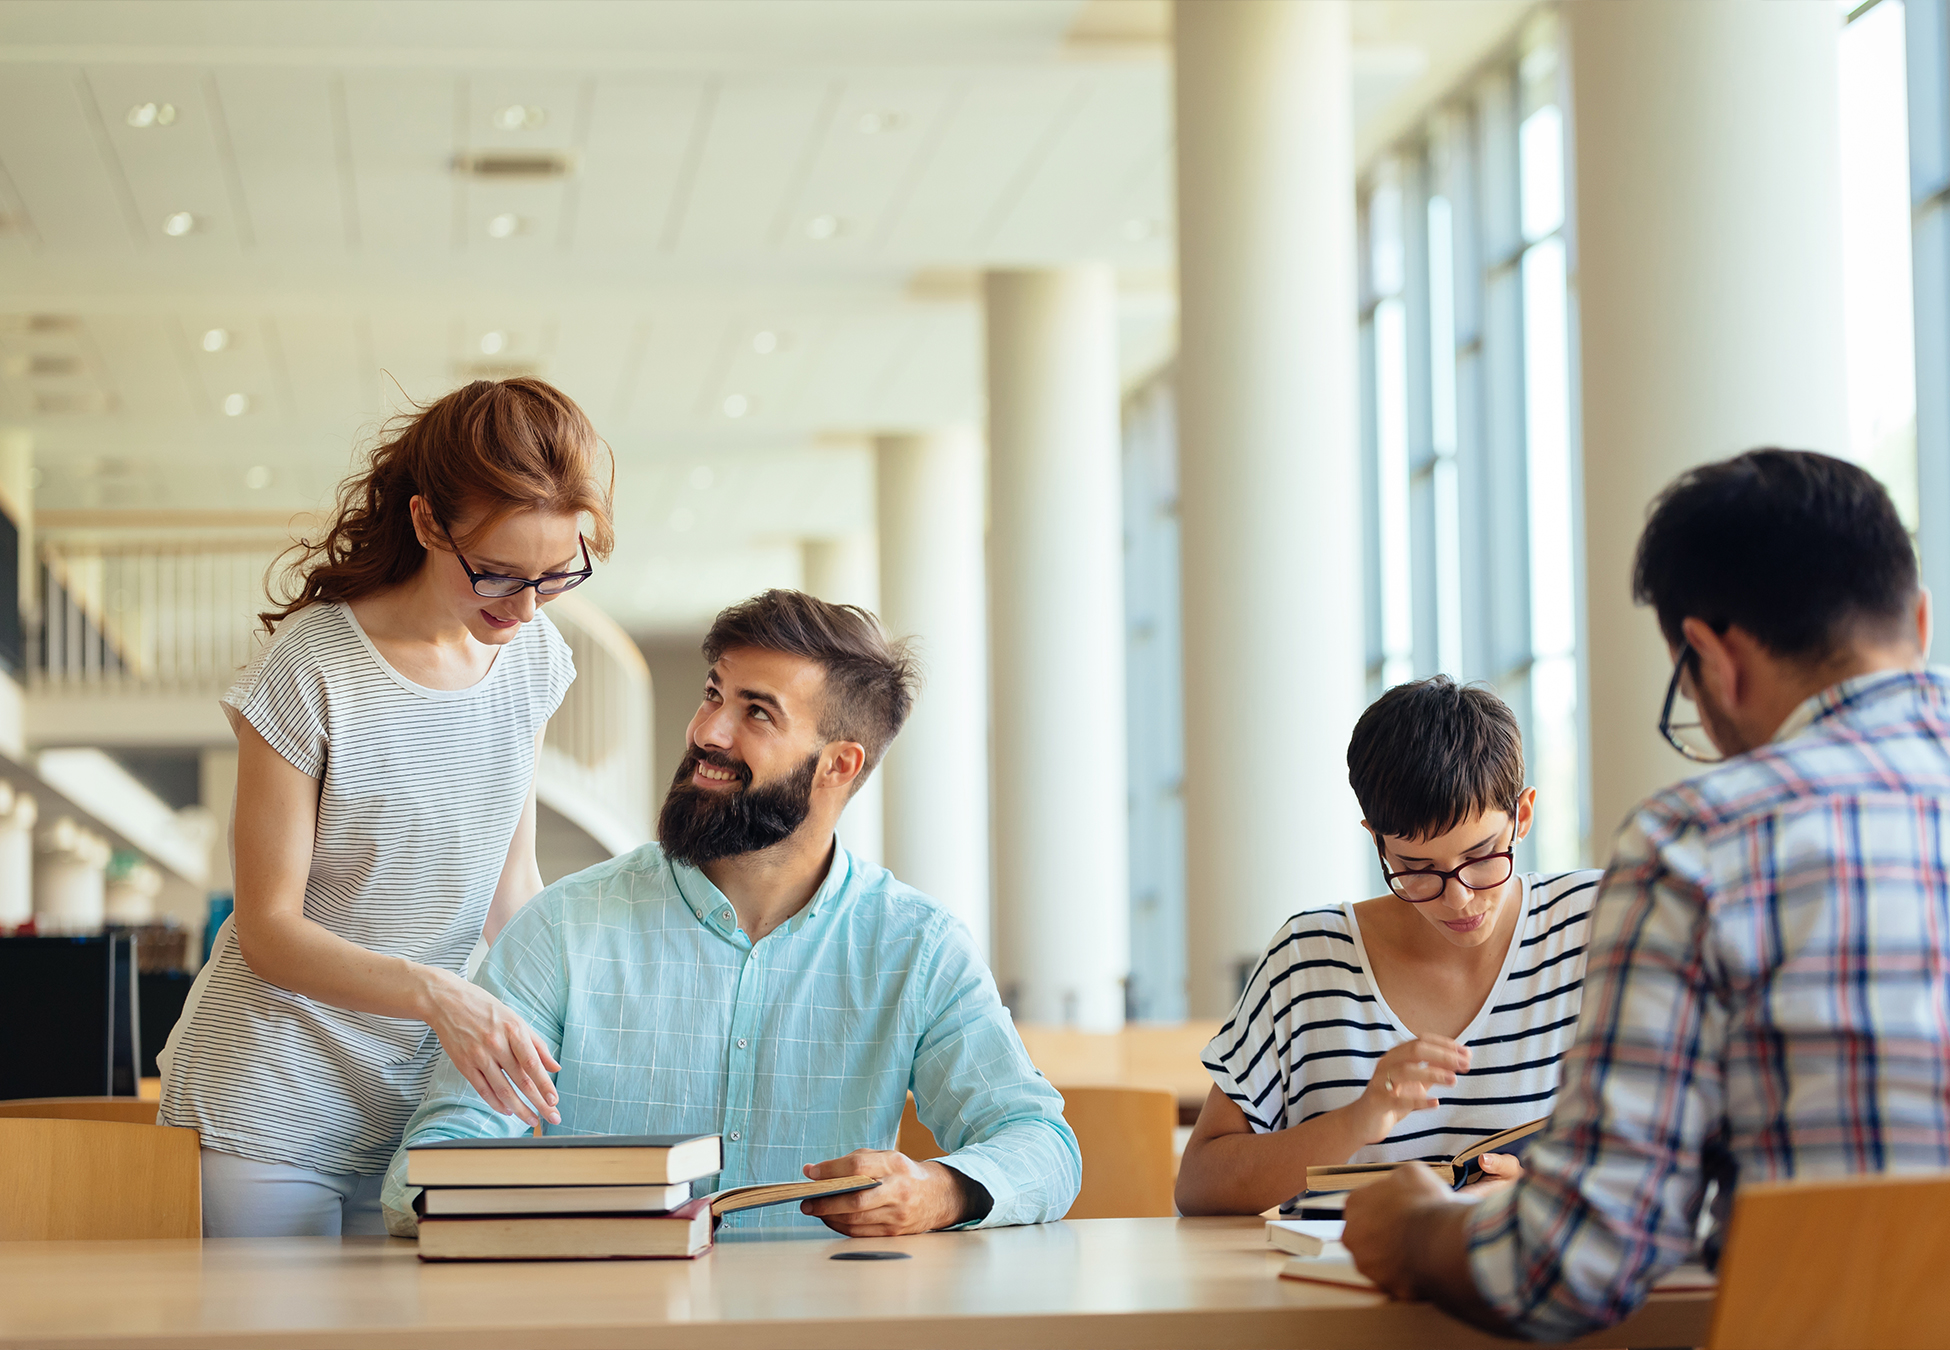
[157,379,614,1237]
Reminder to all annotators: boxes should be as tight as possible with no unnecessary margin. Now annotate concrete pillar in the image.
[801,534,885,867]
[985,267,1129,1030]
[1175,0,1367,1016]
[34,817,110,934]
[0,784,35,930]
[1567,0,1848,845]
[875,428,991,959]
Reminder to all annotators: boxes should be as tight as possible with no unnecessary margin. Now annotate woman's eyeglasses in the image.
[1375,825,1519,903]
[445,528,594,599]
[1659,642,1723,763]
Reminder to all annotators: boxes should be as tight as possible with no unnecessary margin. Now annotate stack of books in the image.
[407,1132,879,1261]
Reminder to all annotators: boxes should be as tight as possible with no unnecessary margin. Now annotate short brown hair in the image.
[702,590,919,779]
[265,377,615,630]
[1347,676,1525,841]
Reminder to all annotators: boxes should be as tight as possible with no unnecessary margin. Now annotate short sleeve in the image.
[222,611,330,778]
[538,613,577,721]
[1201,933,1296,1133]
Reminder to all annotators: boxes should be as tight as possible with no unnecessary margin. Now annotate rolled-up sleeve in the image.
[908,919,1081,1227]
[1465,817,1721,1341]
[379,897,570,1235]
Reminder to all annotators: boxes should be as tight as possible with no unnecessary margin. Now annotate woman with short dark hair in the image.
[1175,676,1603,1217]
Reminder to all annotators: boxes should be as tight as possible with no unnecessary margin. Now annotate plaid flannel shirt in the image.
[1467,668,1950,1341]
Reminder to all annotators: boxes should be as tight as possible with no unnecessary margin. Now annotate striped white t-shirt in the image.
[158,601,574,1176]
[1203,869,1603,1212]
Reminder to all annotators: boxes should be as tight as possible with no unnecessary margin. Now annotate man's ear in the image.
[822,741,867,792]
[1917,587,1933,661]
[1680,617,1741,710]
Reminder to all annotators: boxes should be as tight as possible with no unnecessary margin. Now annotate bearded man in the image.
[381,590,1080,1238]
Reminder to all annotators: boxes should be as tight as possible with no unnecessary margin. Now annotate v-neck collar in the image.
[1343,872,1533,1047]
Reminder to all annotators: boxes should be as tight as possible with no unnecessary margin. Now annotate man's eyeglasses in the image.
[445,528,594,599]
[1658,642,1723,763]
[1374,824,1519,904]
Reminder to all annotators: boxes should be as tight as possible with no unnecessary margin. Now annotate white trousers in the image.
[200,1147,388,1238]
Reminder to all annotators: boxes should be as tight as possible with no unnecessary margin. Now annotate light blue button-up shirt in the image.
[382,841,1080,1233]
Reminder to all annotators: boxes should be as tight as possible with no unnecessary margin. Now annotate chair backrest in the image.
[1707,1170,1950,1350]
[898,1084,1178,1220]
[0,1117,201,1239]
[0,1096,164,1125]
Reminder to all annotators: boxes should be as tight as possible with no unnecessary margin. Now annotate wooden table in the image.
[0,1216,1710,1350]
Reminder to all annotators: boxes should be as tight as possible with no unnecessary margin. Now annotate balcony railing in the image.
[29,536,653,854]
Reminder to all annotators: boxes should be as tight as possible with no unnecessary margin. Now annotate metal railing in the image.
[29,537,654,854]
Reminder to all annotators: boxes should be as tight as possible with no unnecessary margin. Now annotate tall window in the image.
[1358,18,1584,871]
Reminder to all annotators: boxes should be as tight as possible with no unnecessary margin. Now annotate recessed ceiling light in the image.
[492,104,547,131]
[163,212,196,237]
[486,213,523,239]
[244,465,272,489]
[751,331,779,355]
[668,507,695,533]
[689,465,715,491]
[856,111,903,135]
[126,102,176,128]
[222,393,250,416]
[1122,218,1161,242]
[479,331,507,355]
[804,215,842,242]
[201,328,229,353]
[721,394,751,419]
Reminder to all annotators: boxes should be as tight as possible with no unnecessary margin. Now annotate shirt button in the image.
[721,909,732,921]
[736,1038,748,1049]
[729,1131,741,1142]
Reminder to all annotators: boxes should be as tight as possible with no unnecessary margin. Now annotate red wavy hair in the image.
[262,378,615,631]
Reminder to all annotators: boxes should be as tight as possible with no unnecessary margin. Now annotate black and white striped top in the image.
[158,601,574,1176]
[1203,870,1602,1211]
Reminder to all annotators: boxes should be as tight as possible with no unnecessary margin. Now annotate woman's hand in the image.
[1350,1036,1471,1142]
[420,971,562,1127]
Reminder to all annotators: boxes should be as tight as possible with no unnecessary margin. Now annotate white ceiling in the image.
[0,0,1526,633]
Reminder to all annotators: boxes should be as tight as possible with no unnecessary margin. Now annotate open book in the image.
[1303,1118,1547,1194]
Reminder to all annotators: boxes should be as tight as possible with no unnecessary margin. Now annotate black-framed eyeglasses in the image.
[1374,823,1519,904]
[446,529,593,599]
[1659,642,1723,763]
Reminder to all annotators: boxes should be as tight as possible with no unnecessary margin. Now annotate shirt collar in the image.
[1772,666,1941,745]
[664,838,855,943]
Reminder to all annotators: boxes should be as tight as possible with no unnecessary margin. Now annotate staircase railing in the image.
[29,537,653,854]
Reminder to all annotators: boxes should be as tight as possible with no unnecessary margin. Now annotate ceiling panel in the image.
[268,314,368,426]
[771,76,957,258]
[985,65,1167,260]
[214,68,351,253]
[571,76,709,253]
[85,315,199,418]
[665,75,833,255]
[877,73,1079,260]
[615,312,737,429]
[0,65,139,252]
[82,65,244,252]
[169,311,280,418]
[341,72,455,251]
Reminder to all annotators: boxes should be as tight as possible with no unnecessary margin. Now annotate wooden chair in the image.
[1707,1170,1950,1350]
[0,1096,164,1126]
[0,1117,201,1239]
[899,1084,1179,1220]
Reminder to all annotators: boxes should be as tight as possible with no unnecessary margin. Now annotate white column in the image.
[875,428,991,959]
[985,267,1129,1030]
[1568,0,1849,845]
[1175,0,1367,1016]
[801,534,886,867]
[34,817,110,935]
[0,785,35,930]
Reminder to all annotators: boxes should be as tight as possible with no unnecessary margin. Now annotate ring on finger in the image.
[1383,1076,1395,1092]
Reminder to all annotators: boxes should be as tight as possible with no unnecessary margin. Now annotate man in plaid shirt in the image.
[1344,449,1950,1340]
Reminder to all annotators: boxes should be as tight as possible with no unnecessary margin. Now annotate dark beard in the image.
[657,744,820,868]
